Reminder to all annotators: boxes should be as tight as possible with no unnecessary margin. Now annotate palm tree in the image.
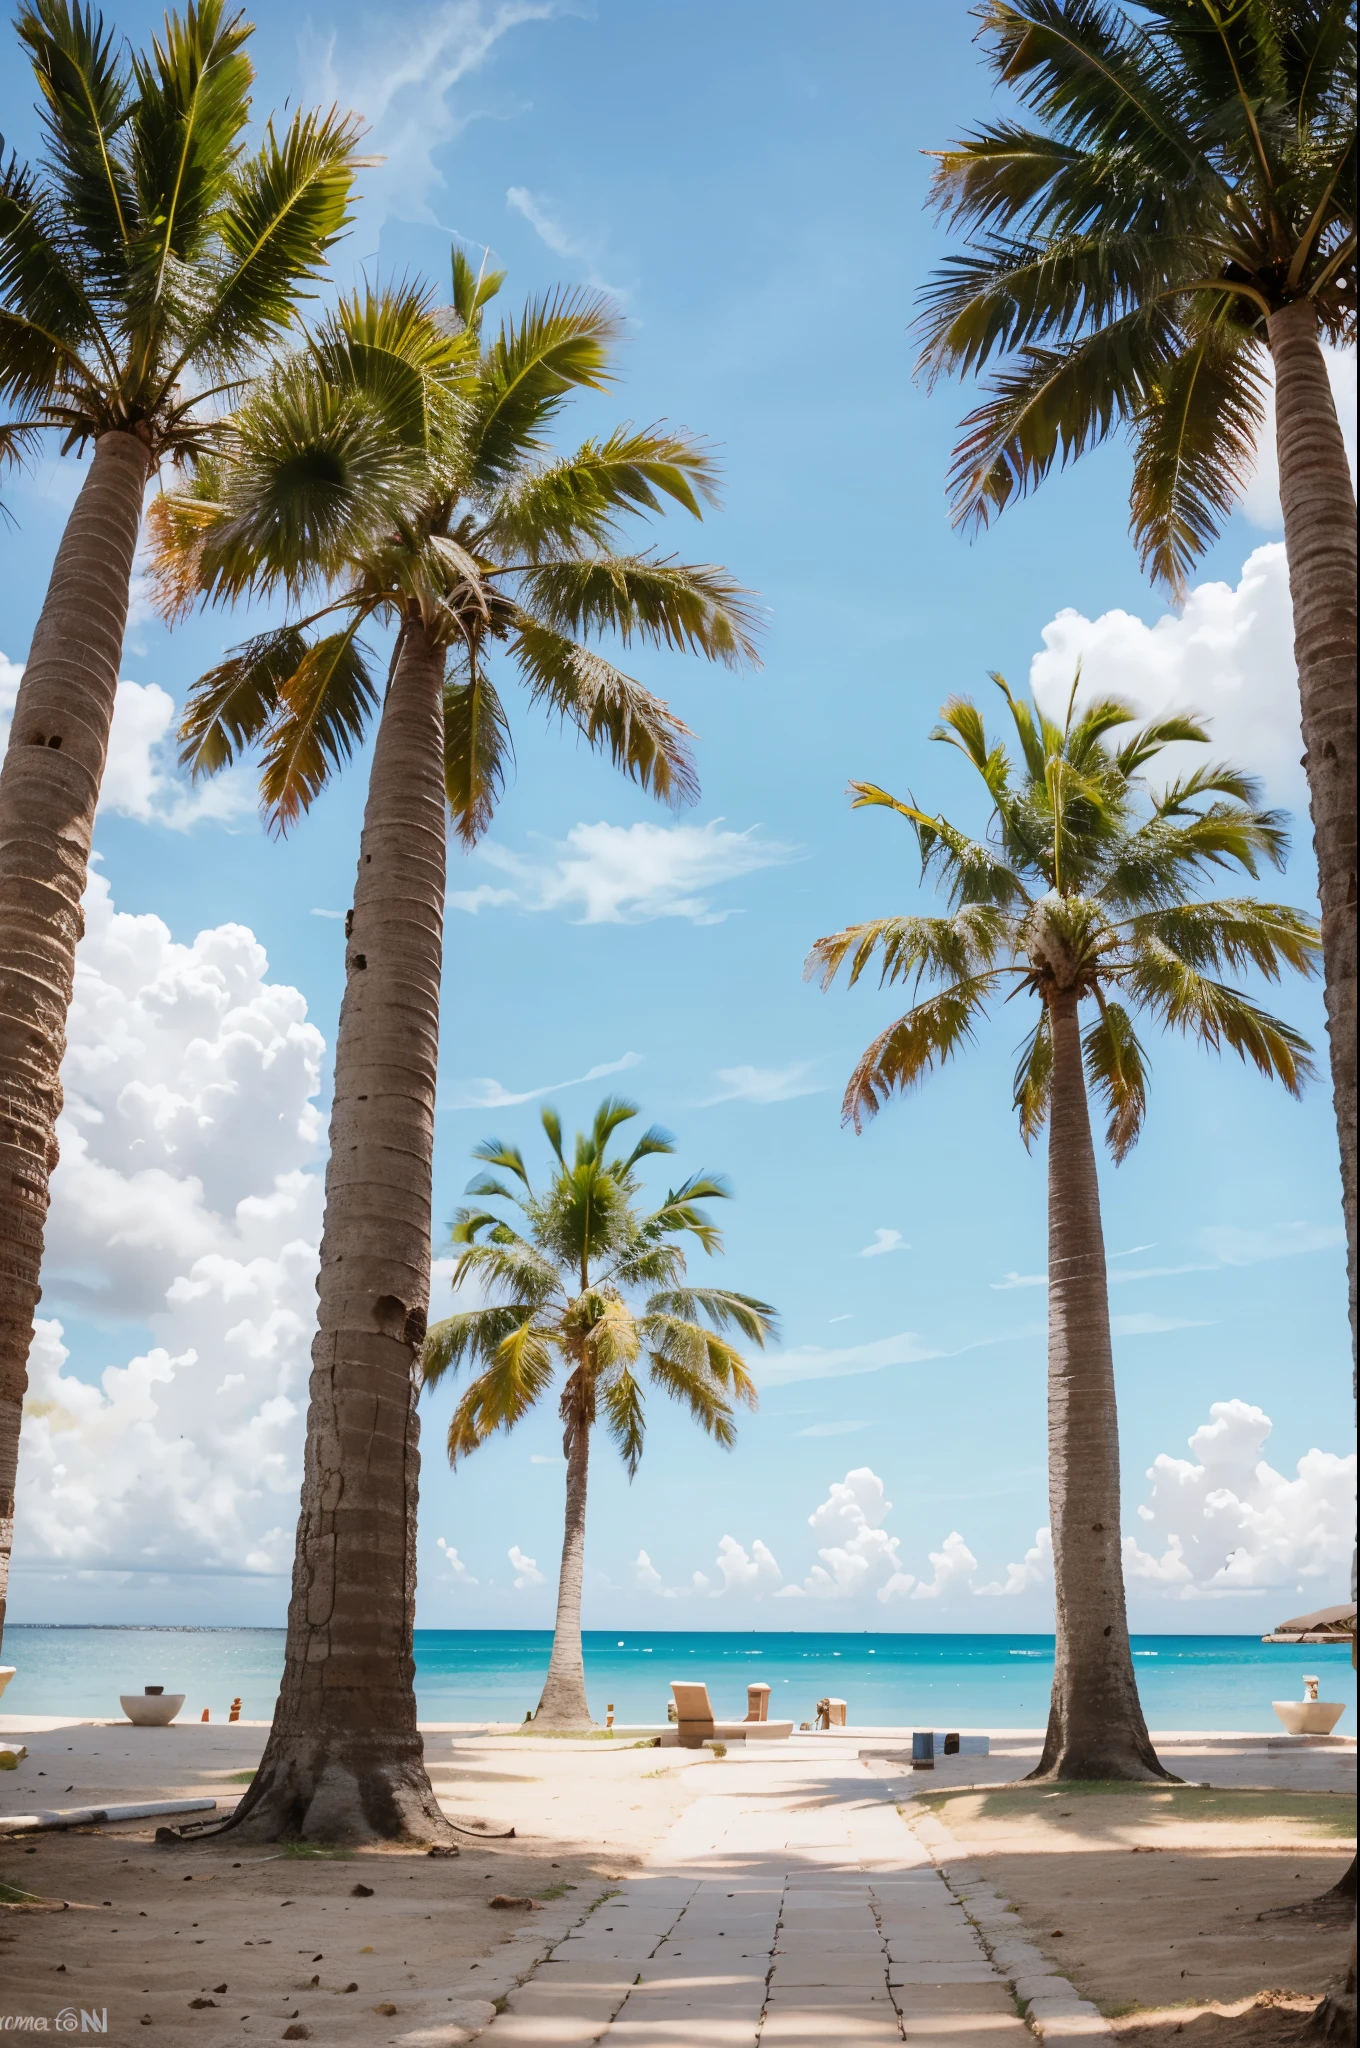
[917,0,1357,1383]
[808,677,1321,1780]
[422,1097,777,1729]
[0,0,362,1648]
[149,267,758,1834]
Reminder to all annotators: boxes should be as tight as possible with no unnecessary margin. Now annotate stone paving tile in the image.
[900,2022,1030,2043]
[769,1956,891,1988]
[895,1983,1018,2015]
[889,1960,1003,1983]
[606,2018,762,2046]
[759,2010,904,2045]
[765,1984,898,2006]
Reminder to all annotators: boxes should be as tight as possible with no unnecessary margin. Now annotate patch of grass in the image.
[0,1876,43,1905]
[513,1728,626,1740]
[925,1784,1356,1839]
[492,1995,509,2014]
[225,1770,257,1783]
[536,1882,577,1900]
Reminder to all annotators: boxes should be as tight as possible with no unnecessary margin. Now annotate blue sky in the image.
[4,0,1354,1635]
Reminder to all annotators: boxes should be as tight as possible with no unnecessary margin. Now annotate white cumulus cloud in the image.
[1122,1399,1355,1599]
[1028,544,1305,804]
[16,876,325,1584]
[508,1544,546,1589]
[437,1537,478,1584]
[776,1467,919,1605]
[976,1525,1053,1599]
[449,819,796,925]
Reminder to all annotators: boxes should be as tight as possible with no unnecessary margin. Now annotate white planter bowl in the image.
[1272,1699,1346,1736]
[0,1666,15,1702]
[120,1692,185,1727]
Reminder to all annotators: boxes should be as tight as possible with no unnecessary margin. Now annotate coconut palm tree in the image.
[917,0,1357,1381]
[808,677,1321,1780]
[148,266,758,1835]
[0,0,362,1647]
[422,1097,777,1728]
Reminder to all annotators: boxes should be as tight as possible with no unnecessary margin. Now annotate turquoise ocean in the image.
[2,1628,1354,1733]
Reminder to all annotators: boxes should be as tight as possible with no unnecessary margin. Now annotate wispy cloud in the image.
[795,1420,873,1437]
[858,1228,907,1259]
[699,1061,822,1107]
[302,2,557,235]
[754,1329,943,1389]
[1110,1312,1214,1337]
[310,907,345,920]
[446,1049,642,1111]
[1197,1221,1345,1266]
[506,184,625,296]
[449,820,796,926]
[1111,1243,1156,1258]
[991,1269,1047,1290]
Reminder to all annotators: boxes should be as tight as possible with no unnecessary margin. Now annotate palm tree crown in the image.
[808,678,1321,1145]
[422,1097,777,1472]
[151,258,758,836]
[1,0,361,476]
[917,0,1356,590]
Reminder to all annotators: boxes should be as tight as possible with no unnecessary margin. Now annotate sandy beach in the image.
[1,1715,1353,2045]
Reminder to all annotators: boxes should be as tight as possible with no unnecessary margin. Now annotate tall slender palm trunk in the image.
[1271,307,1360,2024]
[225,620,454,1843]
[0,429,149,1649]
[535,1421,594,1728]
[1030,991,1172,1783]
[1268,300,1358,1369]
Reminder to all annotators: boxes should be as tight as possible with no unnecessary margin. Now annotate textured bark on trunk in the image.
[223,621,453,1844]
[534,1421,594,1729]
[1030,992,1173,1782]
[1268,301,1357,1370]
[0,430,149,1650]
[1308,1924,1357,2042]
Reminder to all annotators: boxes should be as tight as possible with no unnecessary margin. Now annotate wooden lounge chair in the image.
[662,1680,793,1747]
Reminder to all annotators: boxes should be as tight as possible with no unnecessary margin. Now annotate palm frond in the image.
[1125,900,1321,982]
[1129,324,1267,593]
[469,286,620,483]
[16,0,135,291]
[517,554,761,668]
[512,617,699,808]
[840,974,1001,1132]
[487,423,720,557]
[1083,993,1149,1161]
[644,1288,777,1345]
[256,622,379,832]
[176,622,307,777]
[443,665,512,848]
[1125,939,1317,1093]
[805,906,1014,994]
[178,102,362,381]
[420,1304,535,1389]
[126,0,253,312]
[444,1315,557,1460]
[600,1365,645,1476]
[1012,1005,1053,1149]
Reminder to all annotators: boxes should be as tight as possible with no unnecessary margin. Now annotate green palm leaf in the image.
[443,665,512,849]
[256,623,379,832]
[841,974,1002,1132]
[512,618,699,809]
[17,0,135,287]
[1128,322,1267,593]
[1124,939,1316,1093]
[1082,995,1148,1161]
[177,621,306,777]
[519,554,761,667]
[468,286,620,483]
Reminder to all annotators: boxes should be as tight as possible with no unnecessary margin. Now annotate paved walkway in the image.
[482,1747,1031,2045]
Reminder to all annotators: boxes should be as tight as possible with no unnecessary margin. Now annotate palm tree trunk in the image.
[223,619,453,1844]
[1030,991,1172,1783]
[1268,300,1357,1370]
[1270,301,1360,2046]
[0,429,149,1652]
[534,1420,595,1729]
